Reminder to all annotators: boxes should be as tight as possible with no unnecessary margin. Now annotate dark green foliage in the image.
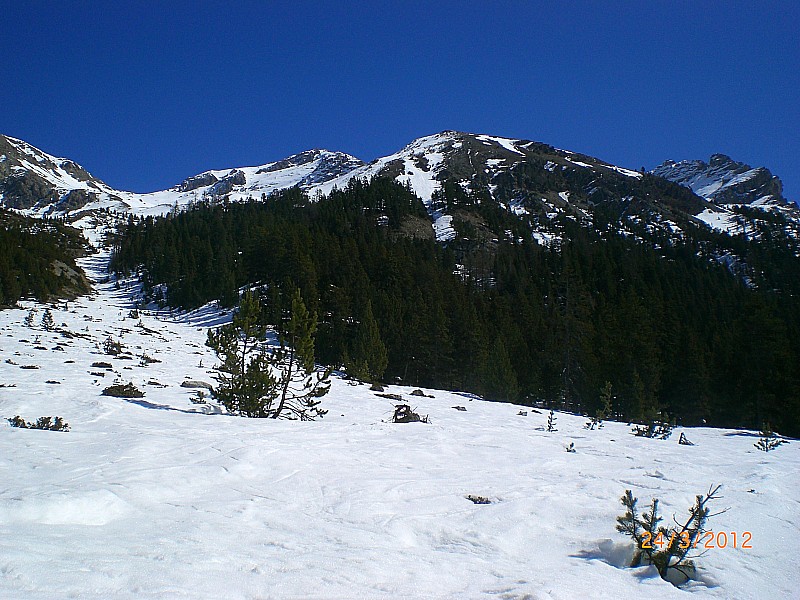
[103,336,123,356]
[343,300,388,383]
[480,337,520,402]
[40,309,55,331]
[632,412,674,439]
[206,291,278,417]
[0,208,90,306]
[587,381,614,430]
[109,178,800,436]
[206,289,330,420]
[465,494,491,504]
[8,415,70,431]
[754,423,787,452]
[270,289,330,420]
[616,485,723,586]
[102,383,144,398]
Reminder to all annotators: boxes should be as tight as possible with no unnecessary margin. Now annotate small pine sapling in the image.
[616,484,724,585]
[40,309,55,331]
[632,411,674,439]
[547,409,557,432]
[678,432,695,446]
[24,309,36,328]
[103,336,123,356]
[754,423,787,452]
[586,381,614,430]
[7,415,70,431]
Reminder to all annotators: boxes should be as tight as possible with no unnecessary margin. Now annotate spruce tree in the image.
[270,289,330,420]
[344,300,388,383]
[481,337,520,402]
[206,291,278,417]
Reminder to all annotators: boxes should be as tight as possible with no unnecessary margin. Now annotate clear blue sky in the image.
[2,1,798,201]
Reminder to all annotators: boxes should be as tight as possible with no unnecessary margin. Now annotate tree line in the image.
[109,178,800,436]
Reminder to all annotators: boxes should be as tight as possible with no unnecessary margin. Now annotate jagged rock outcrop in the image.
[652,154,788,207]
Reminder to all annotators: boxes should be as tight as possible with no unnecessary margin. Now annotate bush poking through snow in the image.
[7,415,70,431]
[754,423,787,452]
[546,410,557,432]
[678,432,694,446]
[586,381,614,430]
[616,484,724,586]
[40,309,55,331]
[102,382,145,398]
[392,404,428,423]
[565,442,576,453]
[632,412,674,439]
[103,336,124,356]
[466,494,491,504]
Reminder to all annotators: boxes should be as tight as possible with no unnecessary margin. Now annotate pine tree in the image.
[343,300,388,383]
[547,409,557,432]
[41,308,55,331]
[481,337,520,402]
[206,291,278,417]
[616,485,723,585]
[754,422,787,452]
[270,289,330,420]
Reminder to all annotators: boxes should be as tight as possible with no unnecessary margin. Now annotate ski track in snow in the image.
[0,226,798,599]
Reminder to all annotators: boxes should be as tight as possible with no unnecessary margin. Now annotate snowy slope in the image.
[1,223,798,599]
[0,134,364,218]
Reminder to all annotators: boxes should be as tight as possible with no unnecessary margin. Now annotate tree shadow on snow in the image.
[124,398,228,416]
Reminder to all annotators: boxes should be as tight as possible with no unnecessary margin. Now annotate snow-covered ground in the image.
[1,240,798,599]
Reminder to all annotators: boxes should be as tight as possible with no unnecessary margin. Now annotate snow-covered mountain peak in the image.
[652,154,789,208]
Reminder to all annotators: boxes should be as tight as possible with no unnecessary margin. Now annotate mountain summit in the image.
[652,154,789,207]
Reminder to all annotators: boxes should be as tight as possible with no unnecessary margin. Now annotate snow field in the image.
[0,250,798,599]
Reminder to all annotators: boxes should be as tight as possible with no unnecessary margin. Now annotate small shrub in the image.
[139,353,160,366]
[754,423,787,452]
[102,383,144,398]
[24,309,36,328]
[678,432,695,446]
[103,336,123,356]
[586,381,614,430]
[7,415,70,431]
[392,404,428,423]
[546,410,557,432]
[41,309,55,331]
[565,442,576,453]
[632,412,674,439]
[466,494,491,504]
[616,484,724,586]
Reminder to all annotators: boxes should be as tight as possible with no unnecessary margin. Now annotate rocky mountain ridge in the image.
[652,154,789,207]
[1,131,796,248]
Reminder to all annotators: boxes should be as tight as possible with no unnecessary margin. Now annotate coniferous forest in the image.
[0,208,90,306]
[109,178,800,436]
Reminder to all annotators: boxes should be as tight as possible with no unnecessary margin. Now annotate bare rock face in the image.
[0,134,107,211]
[652,154,789,207]
[208,169,247,197]
[178,172,219,192]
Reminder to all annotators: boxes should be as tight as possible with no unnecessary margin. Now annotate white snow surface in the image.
[695,208,739,234]
[1,226,798,599]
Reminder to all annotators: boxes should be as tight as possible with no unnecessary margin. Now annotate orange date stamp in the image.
[642,531,752,550]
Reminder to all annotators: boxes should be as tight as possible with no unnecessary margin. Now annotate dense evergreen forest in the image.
[0,208,90,306]
[109,179,800,436]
